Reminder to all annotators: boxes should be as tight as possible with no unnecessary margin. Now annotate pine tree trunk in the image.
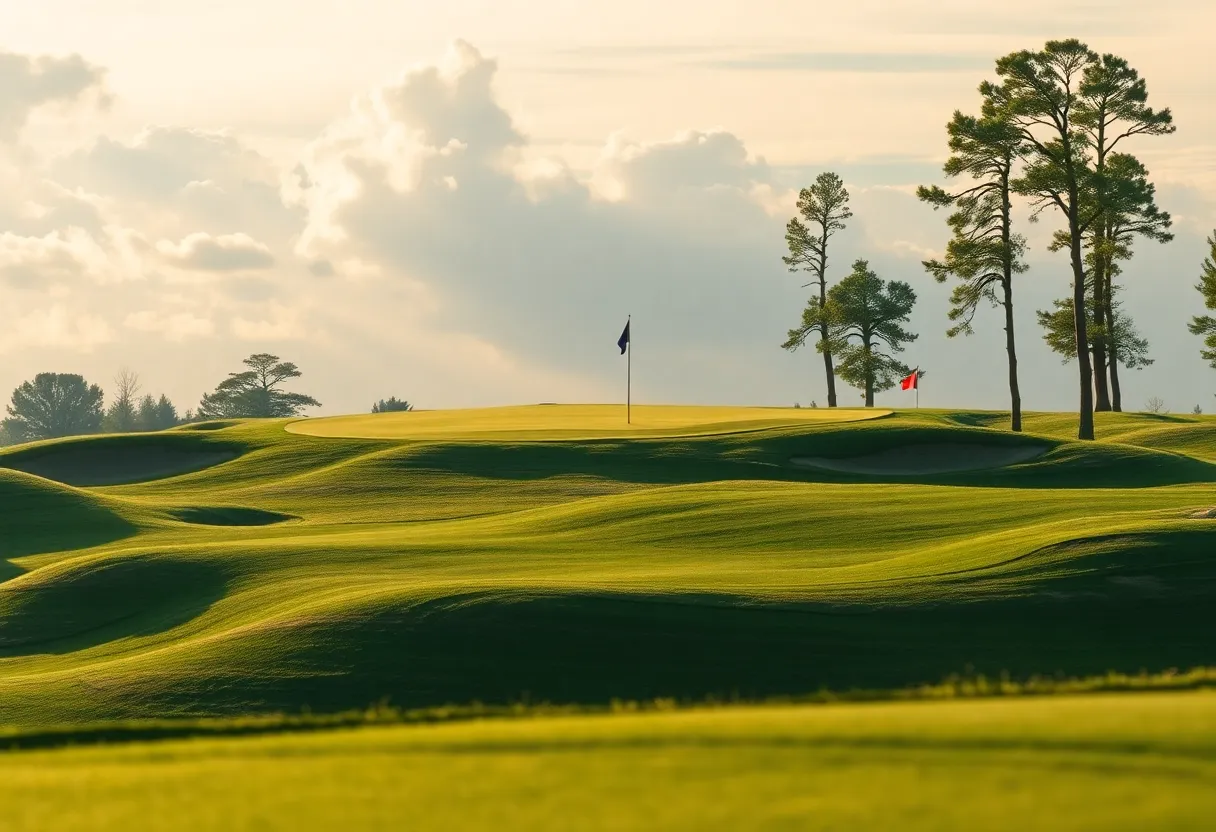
[1070,209,1095,440]
[1109,344,1123,412]
[822,338,837,407]
[1000,169,1021,433]
[1104,281,1122,412]
[1092,246,1112,412]
[818,269,838,407]
[1002,277,1022,432]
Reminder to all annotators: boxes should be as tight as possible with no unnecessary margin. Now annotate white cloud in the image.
[156,231,275,271]
[0,51,108,140]
[0,227,111,287]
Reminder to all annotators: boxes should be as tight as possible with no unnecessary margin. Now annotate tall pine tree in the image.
[782,172,852,407]
[919,112,1027,431]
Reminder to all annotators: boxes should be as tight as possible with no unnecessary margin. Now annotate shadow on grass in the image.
[168,506,297,526]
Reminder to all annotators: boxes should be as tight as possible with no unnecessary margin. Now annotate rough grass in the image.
[1,405,1215,827]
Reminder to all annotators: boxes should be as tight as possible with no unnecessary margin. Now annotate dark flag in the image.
[618,319,630,354]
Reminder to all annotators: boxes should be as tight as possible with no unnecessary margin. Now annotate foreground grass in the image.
[3,691,1216,830]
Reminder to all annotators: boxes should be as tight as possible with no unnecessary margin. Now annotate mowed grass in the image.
[3,692,1216,831]
[1,404,1216,826]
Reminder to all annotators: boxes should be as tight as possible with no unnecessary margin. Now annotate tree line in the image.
[783,38,1212,439]
[0,351,415,446]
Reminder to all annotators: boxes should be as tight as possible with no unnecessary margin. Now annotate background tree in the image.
[198,353,321,419]
[1051,153,1173,410]
[782,172,852,407]
[983,40,1171,439]
[1076,55,1174,411]
[919,111,1027,431]
[2,373,104,442]
[814,259,917,407]
[102,368,140,433]
[1189,231,1216,375]
[372,397,414,413]
[1037,295,1153,384]
[137,393,181,431]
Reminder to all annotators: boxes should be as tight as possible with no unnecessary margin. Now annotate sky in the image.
[1,0,1214,417]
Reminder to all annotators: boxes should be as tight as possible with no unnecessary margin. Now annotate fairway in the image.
[286,403,887,440]
[2,404,1216,827]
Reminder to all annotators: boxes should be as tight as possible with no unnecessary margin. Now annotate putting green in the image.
[286,403,888,441]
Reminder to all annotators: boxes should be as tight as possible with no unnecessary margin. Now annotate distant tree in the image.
[197,353,321,419]
[811,259,917,407]
[1144,396,1166,414]
[781,172,852,408]
[133,393,181,431]
[1189,231,1216,375]
[102,368,141,433]
[1076,56,1175,412]
[0,422,13,446]
[372,397,414,413]
[1194,405,1204,415]
[1073,153,1172,411]
[919,110,1027,431]
[2,373,104,442]
[1038,295,1153,382]
[983,40,1172,439]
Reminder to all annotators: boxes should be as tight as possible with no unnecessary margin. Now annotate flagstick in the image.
[626,314,631,425]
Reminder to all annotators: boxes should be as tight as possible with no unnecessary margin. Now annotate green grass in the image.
[3,692,1216,830]
[1,404,1215,826]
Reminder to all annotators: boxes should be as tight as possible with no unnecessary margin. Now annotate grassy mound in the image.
[0,434,240,486]
[0,555,228,656]
[0,469,136,562]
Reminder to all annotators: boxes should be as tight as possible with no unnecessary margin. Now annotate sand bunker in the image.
[1190,508,1216,519]
[2,446,237,486]
[790,442,1048,475]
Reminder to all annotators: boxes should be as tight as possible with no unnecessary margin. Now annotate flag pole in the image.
[627,314,631,425]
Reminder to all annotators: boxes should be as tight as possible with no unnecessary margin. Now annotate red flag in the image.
[900,369,919,390]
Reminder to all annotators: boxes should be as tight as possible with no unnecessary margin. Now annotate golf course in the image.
[2,403,1216,829]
